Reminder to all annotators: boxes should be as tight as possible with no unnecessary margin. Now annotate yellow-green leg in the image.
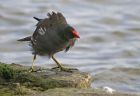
[51,55,77,72]
[29,54,36,72]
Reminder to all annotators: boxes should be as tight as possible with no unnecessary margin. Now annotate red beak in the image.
[72,30,80,38]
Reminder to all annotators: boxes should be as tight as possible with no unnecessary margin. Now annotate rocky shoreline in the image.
[0,62,138,96]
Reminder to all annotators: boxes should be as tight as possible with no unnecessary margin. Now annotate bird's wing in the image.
[47,11,67,26]
[32,11,67,40]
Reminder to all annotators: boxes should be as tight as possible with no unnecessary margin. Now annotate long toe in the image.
[60,67,78,72]
[52,66,59,69]
[28,67,38,72]
[28,68,34,72]
[28,67,43,72]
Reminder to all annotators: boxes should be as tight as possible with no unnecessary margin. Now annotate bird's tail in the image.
[33,17,42,21]
[18,36,31,41]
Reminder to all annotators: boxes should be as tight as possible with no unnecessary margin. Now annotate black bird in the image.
[18,11,80,72]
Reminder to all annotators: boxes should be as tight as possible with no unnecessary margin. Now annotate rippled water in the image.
[0,0,140,94]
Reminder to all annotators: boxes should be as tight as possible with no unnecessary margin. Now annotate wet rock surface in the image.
[0,62,139,96]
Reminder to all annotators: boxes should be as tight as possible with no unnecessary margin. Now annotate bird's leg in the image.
[52,55,63,69]
[51,55,78,72]
[29,54,36,72]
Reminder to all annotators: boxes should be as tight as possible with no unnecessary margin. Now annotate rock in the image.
[15,68,92,90]
[0,62,139,96]
[23,88,140,96]
[0,62,92,92]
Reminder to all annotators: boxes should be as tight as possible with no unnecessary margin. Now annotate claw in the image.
[28,67,42,72]
[28,67,35,72]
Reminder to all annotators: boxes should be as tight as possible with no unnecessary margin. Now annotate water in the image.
[0,0,140,94]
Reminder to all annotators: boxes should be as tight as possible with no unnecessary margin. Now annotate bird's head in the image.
[64,26,80,39]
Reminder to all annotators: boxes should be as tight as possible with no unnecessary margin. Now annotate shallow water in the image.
[0,0,140,94]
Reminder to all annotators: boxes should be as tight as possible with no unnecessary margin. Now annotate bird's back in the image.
[31,12,70,56]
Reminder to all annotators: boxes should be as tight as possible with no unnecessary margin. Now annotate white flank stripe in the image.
[39,27,45,35]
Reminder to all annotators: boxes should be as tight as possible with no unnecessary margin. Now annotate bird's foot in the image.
[28,67,42,72]
[52,66,78,72]
[60,67,78,72]
[28,67,36,72]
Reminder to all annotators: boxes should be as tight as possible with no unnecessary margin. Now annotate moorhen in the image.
[18,11,80,72]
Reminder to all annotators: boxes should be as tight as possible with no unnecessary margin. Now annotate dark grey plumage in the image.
[32,12,73,56]
[18,11,80,72]
[33,17,42,21]
[18,36,31,41]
